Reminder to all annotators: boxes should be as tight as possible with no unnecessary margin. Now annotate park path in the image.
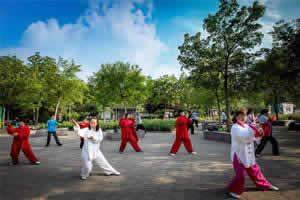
[0,127,300,200]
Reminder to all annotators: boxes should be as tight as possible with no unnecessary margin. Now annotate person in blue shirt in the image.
[45,115,62,147]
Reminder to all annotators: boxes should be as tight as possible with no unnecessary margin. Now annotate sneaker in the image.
[190,152,197,155]
[106,172,121,176]
[137,149,143,152]
[255,153,262,158]
[270,185,279,191]
[80,176,87,180]
[58,144,63,146]
[169,153,176,157]
[34,161,40,165]
[229,192,240,199]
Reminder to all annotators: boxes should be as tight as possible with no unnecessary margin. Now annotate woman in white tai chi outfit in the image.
[72,118,120,180]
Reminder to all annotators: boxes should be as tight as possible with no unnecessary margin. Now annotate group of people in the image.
[5,108,280,198]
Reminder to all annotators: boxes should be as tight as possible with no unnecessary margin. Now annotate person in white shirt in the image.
[221,111,227,124]
[136,113,146,133]
[72,118,120,180]
[227,110,278,199]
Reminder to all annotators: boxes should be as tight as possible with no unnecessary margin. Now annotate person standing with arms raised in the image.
[45,115,62,147]
[169,110,197,157]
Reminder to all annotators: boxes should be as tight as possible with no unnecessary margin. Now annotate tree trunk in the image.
[36,108,40,125]
[6,107,10,122]
[55,98,61,119]
[274,91,279,120]
[215,89,222,125]
[1,104,5,130]
[224,62,230,131]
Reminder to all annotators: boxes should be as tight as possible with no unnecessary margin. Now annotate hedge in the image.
[278,114,300,121]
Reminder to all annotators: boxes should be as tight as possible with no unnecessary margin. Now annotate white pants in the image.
[81,151,119,177]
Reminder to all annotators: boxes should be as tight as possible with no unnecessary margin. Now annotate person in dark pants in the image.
[255,109,279,157]
[136,113,146,133]
[45,115,62,147]
[187,111,194,134]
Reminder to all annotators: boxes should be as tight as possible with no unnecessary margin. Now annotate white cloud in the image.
[0,0,168,81]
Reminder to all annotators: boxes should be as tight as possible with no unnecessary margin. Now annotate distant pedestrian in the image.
[45,115,62,147]
[222,111,227,124]
[136,113,146,133]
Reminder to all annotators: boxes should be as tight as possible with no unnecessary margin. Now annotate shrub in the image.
[278,114,300,121]
[143,119,176,131]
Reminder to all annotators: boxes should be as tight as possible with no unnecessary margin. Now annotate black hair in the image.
[178,110,184,115]
[261,109,269,115]
[88,117,99,131]
[247,109,254,115]
[232,110,246,123]
[125,113,129,119]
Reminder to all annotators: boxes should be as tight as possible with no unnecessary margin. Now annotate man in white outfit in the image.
[72,118,120,180]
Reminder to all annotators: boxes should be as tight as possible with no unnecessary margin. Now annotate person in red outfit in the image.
[6,120,40,165]
[169,110,197,157]
[119,114,143,153]
[79,119,89,149]
[128,114,138,141]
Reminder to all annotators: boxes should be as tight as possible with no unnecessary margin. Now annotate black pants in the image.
[255,136,280,155]
[136,124,146,132]
[46,132,62,146]
[192,119,198,128]
[80,138,84,149]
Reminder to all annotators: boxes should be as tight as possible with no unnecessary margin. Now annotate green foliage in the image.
[143,119,176,131]
[278,114,300,121]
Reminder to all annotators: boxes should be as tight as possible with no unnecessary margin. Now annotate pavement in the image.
[0,126,300,200]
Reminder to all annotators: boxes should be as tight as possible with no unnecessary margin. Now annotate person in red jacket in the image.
[79,119,89,149]
[169,110,197,157]
[6,120,40,165]
[128,114,138,141]
[119,114,143,153]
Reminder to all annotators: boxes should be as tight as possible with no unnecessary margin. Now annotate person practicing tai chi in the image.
[119,114,143,153]
[6,120,40,165]
[227,110,278,199]
[128,114,138,141]
[45,115,62,147]
[79,119,89,149]
[72,118,120,180]
[169,110,197,157]
[255,109,280,157]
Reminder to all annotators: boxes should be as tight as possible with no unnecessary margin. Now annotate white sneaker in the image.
[190,152,197,155]
[105,172,121,176]
[169,153,176,157]
[270,185,279,191]
[80,176,87,180]
[34,161,40,165]
[229,192,240,199]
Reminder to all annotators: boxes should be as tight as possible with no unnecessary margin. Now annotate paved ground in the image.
[0,126,300,200]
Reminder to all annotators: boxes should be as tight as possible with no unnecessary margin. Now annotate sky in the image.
[0,0,299,81]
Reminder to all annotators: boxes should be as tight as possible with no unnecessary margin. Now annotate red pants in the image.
[169,137,193,154]
[119,138,141,152]
[11,141,39,164]
[227,154,271,195]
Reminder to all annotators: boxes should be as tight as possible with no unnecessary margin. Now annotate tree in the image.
[201,0,265,129]
[0,56,25,128]
[89,62,146,114]
[178,33,224,124]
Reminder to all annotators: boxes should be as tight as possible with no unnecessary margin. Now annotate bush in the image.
[278,114,300,121]
[143,119,176,131]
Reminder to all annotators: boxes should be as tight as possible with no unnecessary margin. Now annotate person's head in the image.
[232,110,247,124]
[247,109,254,115]
[261,109,269,116]
[178,110,184,117]
[125,113,129,119]
[51,115,55,120]
[18,119,25,127]
[83,119,88,124]
[89,117,99,131]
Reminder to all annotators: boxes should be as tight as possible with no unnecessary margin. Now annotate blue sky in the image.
[0,0,299,80]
